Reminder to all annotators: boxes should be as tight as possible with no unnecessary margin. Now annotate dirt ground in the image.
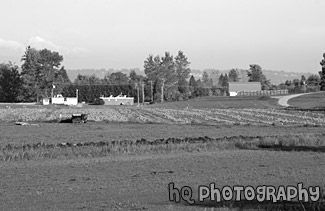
[1,120,325,210]
[1,122,325,145]
[1,150,325,211]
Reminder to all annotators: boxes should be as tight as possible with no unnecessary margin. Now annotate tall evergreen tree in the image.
[189,75,197,87]
[218,74,224,87]
[319,53,325,90]
[222,74,229,88]
[175,51,191,94]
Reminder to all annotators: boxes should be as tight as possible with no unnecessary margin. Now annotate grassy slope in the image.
[288,91,325,108]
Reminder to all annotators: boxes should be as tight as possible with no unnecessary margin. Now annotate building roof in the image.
[228,82,261,92]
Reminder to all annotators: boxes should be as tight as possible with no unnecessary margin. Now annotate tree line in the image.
[275,53,325,94]
[1,48,325,103]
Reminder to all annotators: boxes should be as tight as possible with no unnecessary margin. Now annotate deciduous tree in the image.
[228,69,239,82]
[0,63,22,102]
[74,74,101,85]
[144,51,191,102]
[202,71,210,87]
[247,64,270,90]
[307,74,320,86]
[20,46,69,101]
[106,71,129,85]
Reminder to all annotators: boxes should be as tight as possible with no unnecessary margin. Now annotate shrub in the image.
[92,98,105,105]
[258,95,271,100]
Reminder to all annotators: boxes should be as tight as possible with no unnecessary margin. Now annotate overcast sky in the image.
[0,0,324,73]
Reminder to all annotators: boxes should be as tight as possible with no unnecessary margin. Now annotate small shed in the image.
[228,82,261,96]
[42,98,50,105]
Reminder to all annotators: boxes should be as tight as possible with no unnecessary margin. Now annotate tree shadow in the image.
[258,144,325,153]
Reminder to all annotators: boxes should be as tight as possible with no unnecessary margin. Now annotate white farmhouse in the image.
[51,94,78,106]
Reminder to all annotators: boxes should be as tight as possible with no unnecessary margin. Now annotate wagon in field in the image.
[71,114,88,123]
[59,113,88,123]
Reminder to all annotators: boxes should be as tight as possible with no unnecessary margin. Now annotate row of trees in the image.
[63,71,144,103]
[0,47,71,102]
[199,69,240,88]
[1,48,325,103]
[276,53,325,94]
[143,51,191,101]
[279,74,321,94]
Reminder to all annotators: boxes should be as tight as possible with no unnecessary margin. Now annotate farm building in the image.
[51,94,78,106]
[228,82,261,96]
[42,97,50,105]
[100,94,134,105]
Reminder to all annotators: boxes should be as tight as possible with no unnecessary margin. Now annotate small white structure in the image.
[42,98,50,105]
[100,93,134,105]
[52,94,78,106]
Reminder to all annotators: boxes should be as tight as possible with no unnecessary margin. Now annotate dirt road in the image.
[275,92,319,107]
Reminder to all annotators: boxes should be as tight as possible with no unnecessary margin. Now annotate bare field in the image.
[1,150,325,211]
[1,121,325,210]
[1,105,325,126]
[1,102,325,210]
[1,121,325,145]
[149,95,280,109]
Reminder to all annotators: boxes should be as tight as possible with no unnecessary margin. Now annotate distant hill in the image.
[263,70,312,85]
[66,68,145,81]
[67,68,313,85]
[191,69,313,85]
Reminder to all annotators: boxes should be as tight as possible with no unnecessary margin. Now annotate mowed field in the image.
[1,95,325,210]
[288,91,325,109]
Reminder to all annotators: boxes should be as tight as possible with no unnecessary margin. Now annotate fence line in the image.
[237,89,288,96]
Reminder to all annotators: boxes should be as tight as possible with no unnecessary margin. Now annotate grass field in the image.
[288,91,325,109]
[1,95,325,210]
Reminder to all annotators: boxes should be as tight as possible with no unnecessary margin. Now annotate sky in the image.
[0,0,324,73]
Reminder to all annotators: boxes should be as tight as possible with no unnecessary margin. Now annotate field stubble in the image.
[1,106,325,126]
[1,103,325,210]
